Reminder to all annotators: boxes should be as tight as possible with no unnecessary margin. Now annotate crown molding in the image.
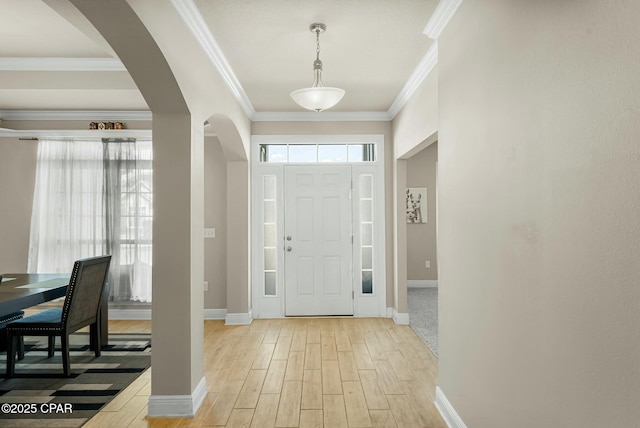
[387,41,438,119]
[0,128,152,139]
[0,2,459,124]
[252,111,392,122]
[0,110,151,121]
[170,0,256,119]
[0,57,126,71]
[423,0,464,39]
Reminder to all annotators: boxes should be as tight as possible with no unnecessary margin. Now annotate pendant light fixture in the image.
[290,23,345,112]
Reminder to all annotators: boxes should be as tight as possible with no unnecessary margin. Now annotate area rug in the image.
[0,332,151,427]
[408,287,439,358]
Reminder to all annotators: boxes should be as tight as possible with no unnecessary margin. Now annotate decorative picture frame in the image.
[406,187,427,223]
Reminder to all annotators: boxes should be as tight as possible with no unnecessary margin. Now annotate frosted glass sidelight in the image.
[362,247,373,270]
[264,201,276,223]
[362,271,373,294]
[263,174,278,296]
[359,174,375,294]
[360,200,372,222]
[265,272,276,296]
[264,224,276,247]
[265,248,276,271]
[264,176,276,199]
[361,223,372,246]
[359,175,373,198]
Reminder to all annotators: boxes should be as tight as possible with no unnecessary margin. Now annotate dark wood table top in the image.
[0,273,69,317]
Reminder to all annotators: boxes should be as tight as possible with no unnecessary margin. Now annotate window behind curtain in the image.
[28,138,153,303]
[103,140,153,302]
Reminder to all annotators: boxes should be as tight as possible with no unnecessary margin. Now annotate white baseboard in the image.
[392,309,410,325]
[435,386,467,428]
[225,310,253,325]
[109,308,151,320]
[386,307,394,318]
[191,377,208,416]
[109,308,228,320]
[148,377,208,417]
[204,309,227,320]
[407,280,438,288]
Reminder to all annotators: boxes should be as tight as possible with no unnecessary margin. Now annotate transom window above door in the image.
[259,143,376,163]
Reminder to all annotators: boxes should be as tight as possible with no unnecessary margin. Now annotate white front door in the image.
[284,166,353,316]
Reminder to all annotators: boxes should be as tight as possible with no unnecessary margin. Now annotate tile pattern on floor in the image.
[84,318,446,428]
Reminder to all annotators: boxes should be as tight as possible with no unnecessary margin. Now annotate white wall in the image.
[393,66,438,159]
[437,1,640,426]
[392,63,439,312]
[204,136,227,309]
[0,138,37,273]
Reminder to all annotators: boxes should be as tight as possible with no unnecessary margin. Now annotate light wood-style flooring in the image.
[85,318,446,428]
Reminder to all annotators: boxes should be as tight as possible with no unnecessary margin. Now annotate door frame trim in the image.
[250,134,386,318]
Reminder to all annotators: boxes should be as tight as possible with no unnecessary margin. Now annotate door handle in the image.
[286,246,292,252]
[286,236,292,241]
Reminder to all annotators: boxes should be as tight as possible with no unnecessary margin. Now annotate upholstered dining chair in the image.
[0,311,25,358]
[0,276,25,359]
[5,255,111,377]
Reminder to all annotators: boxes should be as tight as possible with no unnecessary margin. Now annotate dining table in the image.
[0,273,109,348]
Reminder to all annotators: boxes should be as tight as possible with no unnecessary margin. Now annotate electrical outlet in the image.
[203,281,209,291]
[204,228,215,238]
[425,260,431,268]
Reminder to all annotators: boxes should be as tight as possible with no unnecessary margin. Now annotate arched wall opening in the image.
[205,114,251,323]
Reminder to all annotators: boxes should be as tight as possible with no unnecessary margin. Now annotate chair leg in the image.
[91,322,102,357]
[61,334,71,377]
[6,334,17,378]
[48,336,55,358]
[17,337,24,360]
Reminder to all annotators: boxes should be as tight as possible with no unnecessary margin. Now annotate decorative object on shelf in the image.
[406,187,427,224]
[89,121,126,130]
[290,23,345,112]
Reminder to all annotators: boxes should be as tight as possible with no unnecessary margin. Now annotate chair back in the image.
[61,256,111,332]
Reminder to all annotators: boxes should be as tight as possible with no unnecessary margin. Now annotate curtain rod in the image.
[102,138,137,143]
[18,137,139,143]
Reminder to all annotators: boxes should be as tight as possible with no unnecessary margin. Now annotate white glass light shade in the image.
[290,87,345,112]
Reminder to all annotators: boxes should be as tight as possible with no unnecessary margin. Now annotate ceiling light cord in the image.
[312,25,324,87]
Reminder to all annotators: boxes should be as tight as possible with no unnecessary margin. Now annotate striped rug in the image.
[0,332,151,427]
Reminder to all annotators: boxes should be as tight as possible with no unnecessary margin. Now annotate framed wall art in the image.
[406,187,427,223]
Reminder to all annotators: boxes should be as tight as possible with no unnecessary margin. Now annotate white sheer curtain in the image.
[28,139,106,273]
[103,141,153,302]
[28,138,153,303]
